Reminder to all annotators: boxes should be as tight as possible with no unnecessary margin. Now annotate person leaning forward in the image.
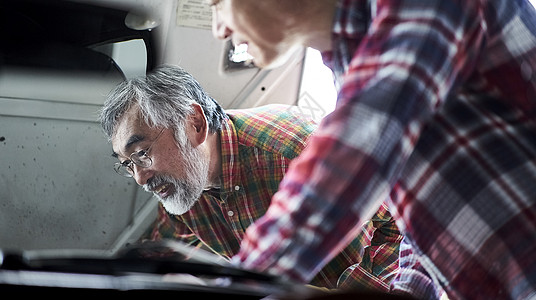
[208,0,536,299]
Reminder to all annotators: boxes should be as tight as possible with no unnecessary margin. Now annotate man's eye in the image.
[134,149,147,158]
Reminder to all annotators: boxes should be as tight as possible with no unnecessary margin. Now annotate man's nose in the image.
[211,8,231,40]
[132,164,153,186]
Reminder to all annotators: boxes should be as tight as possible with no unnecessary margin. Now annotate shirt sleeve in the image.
[333,201,402,291]
[390,237,445,299]
[232,0,486,282]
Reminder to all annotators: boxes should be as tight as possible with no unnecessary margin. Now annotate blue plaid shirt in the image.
[233,0,536,299]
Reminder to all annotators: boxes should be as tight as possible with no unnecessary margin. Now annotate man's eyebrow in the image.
[125,134,144,150]
[112,134,145,159]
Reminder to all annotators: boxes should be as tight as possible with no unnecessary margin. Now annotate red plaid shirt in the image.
[232,1,536,299]
[144,104,402,289]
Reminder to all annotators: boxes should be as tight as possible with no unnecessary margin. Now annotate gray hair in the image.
[99,65,226,144]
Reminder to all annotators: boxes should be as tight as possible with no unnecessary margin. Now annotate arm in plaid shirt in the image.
[142,104,403,290]
[232,0,536,299]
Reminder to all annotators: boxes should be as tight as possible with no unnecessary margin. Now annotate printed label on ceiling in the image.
[176,0,212,30]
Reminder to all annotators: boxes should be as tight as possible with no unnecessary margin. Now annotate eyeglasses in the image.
[114,128,165,178]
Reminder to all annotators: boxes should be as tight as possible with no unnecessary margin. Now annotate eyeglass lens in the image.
[113,128,164,177]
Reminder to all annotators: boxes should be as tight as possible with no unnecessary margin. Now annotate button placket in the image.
[227,186,241,218]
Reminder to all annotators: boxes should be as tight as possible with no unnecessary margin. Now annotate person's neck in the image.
[205,131,222,189]
[299,0,338,52]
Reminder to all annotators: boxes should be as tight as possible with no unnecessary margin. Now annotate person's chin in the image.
[254,56,283,69]
[160,197,195,216]
[158,190,203,216]
[254,47,301,69]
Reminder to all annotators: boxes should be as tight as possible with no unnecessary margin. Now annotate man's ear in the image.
[187,103,209,147]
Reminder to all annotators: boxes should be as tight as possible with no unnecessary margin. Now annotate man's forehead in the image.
[111,106,150,157]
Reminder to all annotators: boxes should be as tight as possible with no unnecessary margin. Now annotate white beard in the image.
[143,141,209,215]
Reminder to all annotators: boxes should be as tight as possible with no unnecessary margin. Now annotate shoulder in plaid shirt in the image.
[143,104,403,289]
[232,0,536,299]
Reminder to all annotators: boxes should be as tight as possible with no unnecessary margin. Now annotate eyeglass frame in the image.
[113,128,165,178]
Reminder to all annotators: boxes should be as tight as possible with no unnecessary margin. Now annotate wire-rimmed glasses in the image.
[114,128,165,178]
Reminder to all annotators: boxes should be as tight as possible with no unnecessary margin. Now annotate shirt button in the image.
[234,185,240,191]
[227,210,234,217]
